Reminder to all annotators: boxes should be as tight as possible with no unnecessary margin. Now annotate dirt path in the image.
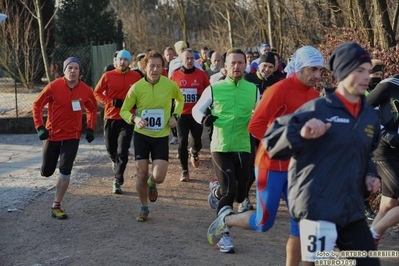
[0,134,398,266]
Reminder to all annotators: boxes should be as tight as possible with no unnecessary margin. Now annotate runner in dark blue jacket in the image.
[264,42,381,265]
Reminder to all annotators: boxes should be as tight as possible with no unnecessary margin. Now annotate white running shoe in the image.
[169,136,178,145]
[216,232,235,253]
[208,178,220,209]
[207,206,234,246]
[238,197,254,213]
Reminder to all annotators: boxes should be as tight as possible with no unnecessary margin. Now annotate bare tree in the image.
[354,0,373,45]
[373,0,396,48]
[0,1,42,89]
[176,0,188,42]
[20,0,58,82]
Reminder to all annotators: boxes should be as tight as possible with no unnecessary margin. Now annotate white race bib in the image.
[181,88,198,103]
[141,109,164,131]
[71,100,81,111]
[300,219,338,262]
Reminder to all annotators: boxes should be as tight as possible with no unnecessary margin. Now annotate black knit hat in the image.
[259,52,275,66]
[327,42,371,82]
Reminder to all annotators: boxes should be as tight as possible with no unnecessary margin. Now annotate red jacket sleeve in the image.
[32,84,52,129]
[93,73,112,106]
[249,85,285,140]
[84,88,98,130]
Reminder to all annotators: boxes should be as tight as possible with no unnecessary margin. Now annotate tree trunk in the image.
[276,0,283,53]
[177,0,187,42]
[226,7,234,47]
[392,3,399,38]
[373,0,396,48]
[266,0,274,47]
[33,0,51,83]
[326,0,344,27]
[355,0,373,45]
[254,0,268,43]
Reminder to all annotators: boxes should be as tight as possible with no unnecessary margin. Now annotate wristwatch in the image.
[173,113,179,121]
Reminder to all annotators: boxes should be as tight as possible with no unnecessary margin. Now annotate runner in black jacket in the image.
[367,75,399,247]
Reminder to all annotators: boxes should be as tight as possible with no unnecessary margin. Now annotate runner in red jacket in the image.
[33,57,98,219]
[94,50,141,194]
[170,48,210,181]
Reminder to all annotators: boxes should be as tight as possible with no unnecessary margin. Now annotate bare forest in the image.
[109,0,399,62]
[1,0,399,89]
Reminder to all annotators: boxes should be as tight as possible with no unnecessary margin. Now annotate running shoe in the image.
[137,209,149,222]
[190,148,200,168]
[148,184,158,202]
[51,205,68,219]
[238,197,254,213]
[216,232,235,253]
[180,171,190,182]
[169,136,178,145]
[113,183,122,194]
[207,206,234,246]
[208,178,220,209]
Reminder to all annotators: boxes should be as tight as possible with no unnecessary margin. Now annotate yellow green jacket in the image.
[120,76,184,138]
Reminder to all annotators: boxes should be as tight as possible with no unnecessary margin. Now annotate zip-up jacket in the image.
[367,75,399,160]
[249,74,319,171]
[120,75,184,138]
[33,78,98,141]
[264,92,380,227]
[94,69,141,119]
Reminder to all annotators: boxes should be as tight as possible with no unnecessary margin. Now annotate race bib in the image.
[71,100,81,111]
[300,219,338,262]
[141,109,164,131]
[181,88,198,103]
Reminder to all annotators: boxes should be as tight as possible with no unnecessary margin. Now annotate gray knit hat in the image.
[63,57,81,72]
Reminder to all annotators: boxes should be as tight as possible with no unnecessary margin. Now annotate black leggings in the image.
[375,160,399,198]
[211,152,251,214]
[177,114,203,171]
[104,119,133,185]
[40,139,80,178]
[335,219,380,266]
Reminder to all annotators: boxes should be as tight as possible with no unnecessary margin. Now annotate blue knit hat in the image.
[116,49,131,63]
[63,57,81,72]
[328,42,371,82]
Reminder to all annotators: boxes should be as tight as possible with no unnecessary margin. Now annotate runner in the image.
[120,51,184,222]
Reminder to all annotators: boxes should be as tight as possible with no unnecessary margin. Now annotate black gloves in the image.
[85,128,95,143]
[202,114,218,127]
[112,99,124,108]
[36,126,49,140]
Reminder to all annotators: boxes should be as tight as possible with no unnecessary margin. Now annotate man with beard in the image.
[94,50,142,194]
[238,52,282,213]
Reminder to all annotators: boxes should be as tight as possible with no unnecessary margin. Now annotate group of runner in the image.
[32,40,399,265]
